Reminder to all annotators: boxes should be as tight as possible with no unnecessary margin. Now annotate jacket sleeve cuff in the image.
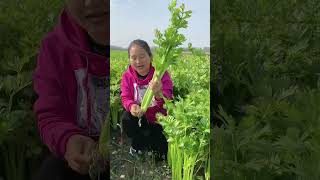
[126,102,135,112]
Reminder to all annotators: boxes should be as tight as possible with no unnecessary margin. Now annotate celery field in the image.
[109,49,210,180]
[212,0,320,179]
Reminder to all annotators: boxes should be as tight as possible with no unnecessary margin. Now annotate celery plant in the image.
[99,112,110,160]
[158,89,210,180]
[140,0,192,112]
[89,113,110,180]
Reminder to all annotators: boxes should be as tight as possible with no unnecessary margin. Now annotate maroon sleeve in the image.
[33,40,85,157]
[120,72,136,112]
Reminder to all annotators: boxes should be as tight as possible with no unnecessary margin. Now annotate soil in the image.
[110,128,172,180]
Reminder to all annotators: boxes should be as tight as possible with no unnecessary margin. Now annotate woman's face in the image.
[65,0,109,44]
[129,44,152,76]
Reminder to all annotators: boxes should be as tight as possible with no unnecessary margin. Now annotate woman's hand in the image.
[130,104,143,117]
[149,79,162,99]
[64,134,96,175]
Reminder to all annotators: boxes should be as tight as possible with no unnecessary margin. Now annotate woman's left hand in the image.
[149,79,162,99]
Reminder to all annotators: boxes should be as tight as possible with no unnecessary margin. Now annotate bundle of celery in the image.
[140,0,192,112]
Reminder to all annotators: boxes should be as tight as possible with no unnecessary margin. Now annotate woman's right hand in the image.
[64,134,96,175]
[130,104,143,117]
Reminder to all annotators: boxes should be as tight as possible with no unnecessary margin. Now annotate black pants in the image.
[33,155,109,180]
[122,111,168,157]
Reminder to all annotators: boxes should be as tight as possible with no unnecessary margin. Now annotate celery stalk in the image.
[99,112,110,159]
[140,0,192,112]
[141,52,170,112]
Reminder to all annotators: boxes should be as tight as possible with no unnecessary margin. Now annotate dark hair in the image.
[128,39,152,58]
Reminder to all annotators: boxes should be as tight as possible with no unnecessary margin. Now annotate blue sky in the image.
[110,0,210,48]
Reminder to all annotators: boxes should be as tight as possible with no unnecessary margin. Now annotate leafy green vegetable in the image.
[158,89,210,180]
[140,0,192,112]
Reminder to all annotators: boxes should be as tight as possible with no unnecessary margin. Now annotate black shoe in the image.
[129,146,143,157]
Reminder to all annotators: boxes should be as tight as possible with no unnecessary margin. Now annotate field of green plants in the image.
[109,49,210,180]
[0,1,63,180]
[3,0,320,179]
[212,0,320,179]
[109,1,210,179]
